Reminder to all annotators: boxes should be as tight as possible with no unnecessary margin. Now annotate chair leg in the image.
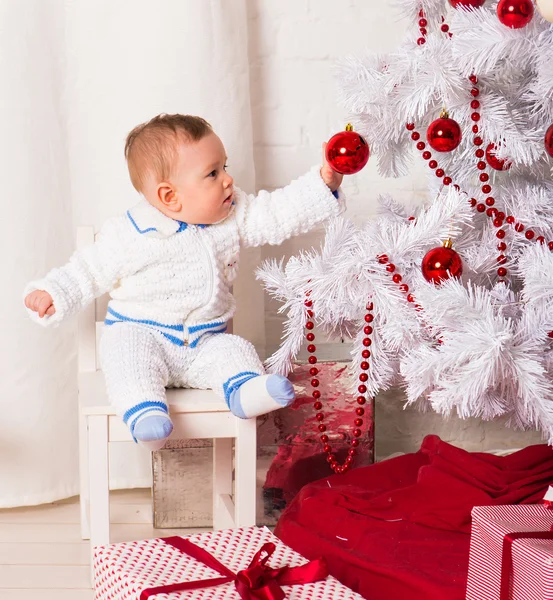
[213,437,234,530]
[234,417,257,527]
[88,414,110,565]
[79,410,90,540]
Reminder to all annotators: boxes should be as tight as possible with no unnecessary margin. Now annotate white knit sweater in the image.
[25,167,344,344]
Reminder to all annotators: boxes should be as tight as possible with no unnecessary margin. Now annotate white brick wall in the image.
[246,0,543,453]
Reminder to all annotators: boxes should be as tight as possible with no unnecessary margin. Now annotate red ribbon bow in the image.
[139,536,329,599]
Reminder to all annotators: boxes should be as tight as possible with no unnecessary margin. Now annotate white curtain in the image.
[0,0,260,507]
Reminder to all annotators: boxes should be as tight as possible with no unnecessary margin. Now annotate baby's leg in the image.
[100,323,173,450]
[187,333,295,418]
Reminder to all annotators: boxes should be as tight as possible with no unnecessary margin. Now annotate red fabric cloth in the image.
[275,435,553,600]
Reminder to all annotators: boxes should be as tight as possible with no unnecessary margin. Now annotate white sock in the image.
[228,374,295,419]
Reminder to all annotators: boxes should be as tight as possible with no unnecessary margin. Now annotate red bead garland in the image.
[305,300,373,474]
[406,18,553,291]
[440,15,454,38]
[408,111,546,264]
[379,255,422,312]
[417,9,454,44]
[468,75,513,282]
[417,7,427,45]
[407,122,455,187]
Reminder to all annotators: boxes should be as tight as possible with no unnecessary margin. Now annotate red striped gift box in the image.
[93,526,364,599]
[466,505,553,600]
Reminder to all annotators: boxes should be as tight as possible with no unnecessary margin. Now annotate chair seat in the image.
[79,371,230,416]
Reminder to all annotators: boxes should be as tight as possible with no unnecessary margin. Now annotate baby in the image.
[24,114,344,450]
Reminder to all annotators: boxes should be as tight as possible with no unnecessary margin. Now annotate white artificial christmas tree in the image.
[258,0,553,444]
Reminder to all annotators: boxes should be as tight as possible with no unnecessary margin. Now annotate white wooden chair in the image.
[77,227,257,557]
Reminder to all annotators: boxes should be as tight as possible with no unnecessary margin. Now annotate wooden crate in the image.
[152,439,213,528]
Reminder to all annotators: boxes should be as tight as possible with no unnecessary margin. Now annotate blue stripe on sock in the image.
[127,210,157,234]
[107,307,184,331]
[223,372,260,406]
[225,376,258,404]
[225,371,261,387]
[227,375,258,395]
[225,375,261,416]
[123,401,168,425]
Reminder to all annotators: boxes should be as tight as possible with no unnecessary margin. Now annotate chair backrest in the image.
[77,227,109,373]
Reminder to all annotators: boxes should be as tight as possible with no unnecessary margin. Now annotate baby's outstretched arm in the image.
[234,143,346,248]
[23,217,134,327]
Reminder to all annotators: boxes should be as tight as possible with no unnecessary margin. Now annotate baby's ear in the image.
[157,182,177,208]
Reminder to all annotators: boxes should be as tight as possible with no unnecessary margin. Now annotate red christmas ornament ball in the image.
[486,143,512,171]
[325,126,370,175]
[449,0,486,7]
[426,116,462,153]
[545,124,553,157]
[497,0,534,28]
[421,244,463,285]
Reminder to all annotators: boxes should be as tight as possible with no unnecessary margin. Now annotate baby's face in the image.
[169,133,234,225]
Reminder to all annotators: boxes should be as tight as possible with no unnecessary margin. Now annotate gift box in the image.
[93,525,364,599]
[466,504,553,600]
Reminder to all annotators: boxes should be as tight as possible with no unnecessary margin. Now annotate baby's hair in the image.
[124,114,213,193]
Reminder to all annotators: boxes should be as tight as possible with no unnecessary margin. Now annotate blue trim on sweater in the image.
[332,189,339,199]
[188,320,226,334]
[127,210,157,234]
[127,210,209,237]
[159,331,186,346]
[189,325,227,348]
[107,307,184,331]
[176,221,208,231]
[105,307,227,348]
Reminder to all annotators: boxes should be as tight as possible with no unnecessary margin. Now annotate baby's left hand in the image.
[320,142,344,192]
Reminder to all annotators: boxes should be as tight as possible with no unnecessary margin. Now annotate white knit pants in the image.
[99,323,265,434]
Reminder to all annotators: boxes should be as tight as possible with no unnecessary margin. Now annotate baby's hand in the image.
[25,290,55,317]
[320,142,344,192]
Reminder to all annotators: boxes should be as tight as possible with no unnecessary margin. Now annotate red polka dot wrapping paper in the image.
[93,526,364,599]
[466,505,553,600]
